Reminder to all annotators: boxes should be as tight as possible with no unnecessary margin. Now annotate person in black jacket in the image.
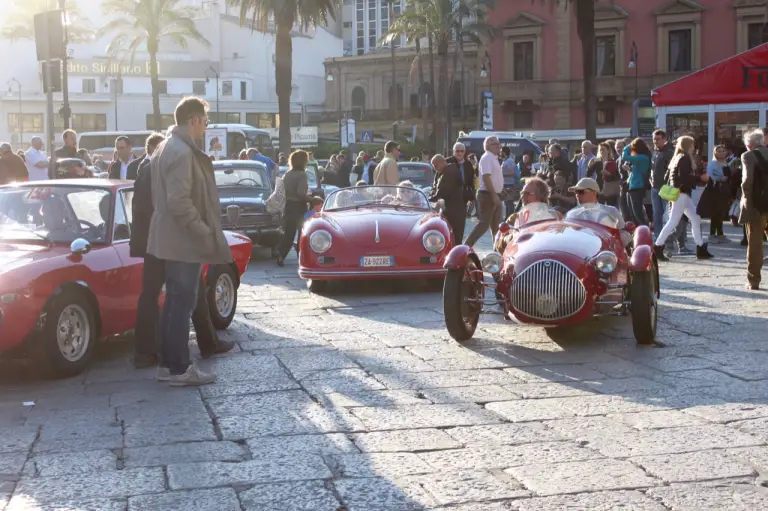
[653,136,713,261]
[431,154,467,242]
[651,130,688,252]
[130,132,234,369]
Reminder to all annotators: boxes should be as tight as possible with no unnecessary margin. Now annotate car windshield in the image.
[565,204,621,229]
[278,166,319,188]
[397,164,433,188]
[0,186,111,244]
[214,167,269,188]
[324,185,430,211]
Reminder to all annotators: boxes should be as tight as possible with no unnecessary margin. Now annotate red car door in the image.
[109,189,144,334]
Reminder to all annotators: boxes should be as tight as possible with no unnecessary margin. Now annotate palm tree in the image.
[99,0,210,131]
[228,0,339,154]
[1,0,92,43]
[386,0,496,153]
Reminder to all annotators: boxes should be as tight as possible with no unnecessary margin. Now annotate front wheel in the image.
[207,265,238,330]
[443,260,482,342]
[36,290,96,377]
[307,279,328,294]
[630,263,659,345]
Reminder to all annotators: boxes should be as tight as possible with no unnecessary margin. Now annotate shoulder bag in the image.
[266,176,286,214]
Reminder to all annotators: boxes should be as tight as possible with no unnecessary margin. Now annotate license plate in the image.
[361,256,394,267]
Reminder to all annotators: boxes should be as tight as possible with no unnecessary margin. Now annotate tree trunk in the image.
[459,36,466,131]
[428,32,436,150]
[575,0,597,142]
[389,0,398,122]
[275,19,293,155]
[416,38,427,143]
[437,36,449,154]
[149,44,161,131]
[447,40,460,149]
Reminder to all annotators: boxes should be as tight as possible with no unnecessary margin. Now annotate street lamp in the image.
[479,52,492,129]
[7,78,22,147]
[326,59,342,121]
[628,41,639,102]
[205,66,219,122]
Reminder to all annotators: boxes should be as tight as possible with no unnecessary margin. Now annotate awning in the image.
[652,43,768,107]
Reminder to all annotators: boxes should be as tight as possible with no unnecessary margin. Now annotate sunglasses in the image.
[575,190,591,195]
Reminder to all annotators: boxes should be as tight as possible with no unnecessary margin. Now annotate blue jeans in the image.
[651,188,665,238]
[161,260,202,375]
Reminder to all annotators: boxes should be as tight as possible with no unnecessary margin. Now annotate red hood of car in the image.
[322,209,430,249]
[506,220,611,261]
[0,242,68,273]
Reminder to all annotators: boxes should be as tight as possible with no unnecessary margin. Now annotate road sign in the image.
[361,130,373,144]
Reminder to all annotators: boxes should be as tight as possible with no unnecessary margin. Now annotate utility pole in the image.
[45,62,55,176]
[59,0,71,129]
[8,79,22,148]
[207,66,219,122]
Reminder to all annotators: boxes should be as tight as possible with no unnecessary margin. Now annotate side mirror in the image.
[70,238,91,256]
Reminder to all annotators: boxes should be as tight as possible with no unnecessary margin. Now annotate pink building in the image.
[485,0,762,144]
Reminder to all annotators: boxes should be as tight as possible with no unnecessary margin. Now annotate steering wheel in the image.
[236,178,260,186]
[79,219,96,230]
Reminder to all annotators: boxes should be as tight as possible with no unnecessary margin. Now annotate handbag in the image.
[659,184,680,202]
[266,176,286,214]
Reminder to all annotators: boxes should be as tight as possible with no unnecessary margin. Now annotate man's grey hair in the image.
[453,142,465,152]
[744,129,765,149]
[527,177,550,202]
[483,136,499,151]
[431,154,446,166]
[0,143,11,152]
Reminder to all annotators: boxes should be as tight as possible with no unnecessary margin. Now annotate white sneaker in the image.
[156,366,170,382]
[169,365,217,387]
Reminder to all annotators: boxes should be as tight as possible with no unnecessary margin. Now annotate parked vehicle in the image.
[443,216,659,345]
[397,161,435,196]
[205,124,275,160]
[78,131,154,161]
[299,185,453,293]
[0,180,252,377]
[277,166,338,199]
[214,160,281,252]
[457,131,543,160]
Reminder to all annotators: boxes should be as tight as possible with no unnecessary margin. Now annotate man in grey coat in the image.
[147,96,233,386]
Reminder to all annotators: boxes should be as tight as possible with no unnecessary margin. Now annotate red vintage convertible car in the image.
[443,210,659,345]
[0,180,252,376]
[298,185,453,293]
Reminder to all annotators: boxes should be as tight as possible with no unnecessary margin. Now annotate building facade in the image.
[485,0,768,141]
[0,0,343,148]
[342,0,406,57]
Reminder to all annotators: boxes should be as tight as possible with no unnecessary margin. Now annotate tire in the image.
[630,263,658,345]
[36,290,96,378]
[443,262,482,342]
[307,279,328,294]
[207,265,238,330]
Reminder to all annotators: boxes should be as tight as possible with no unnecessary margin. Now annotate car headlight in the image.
[309,230,333,253]
[422,230,446,254]
[592,251,618,274]
[481,251,503,273]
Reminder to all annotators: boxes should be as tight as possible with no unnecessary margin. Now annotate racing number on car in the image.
[520,209,530,225]
[27,188,52,201]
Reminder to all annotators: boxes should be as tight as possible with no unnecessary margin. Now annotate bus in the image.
[457,131,544,160]
[205,124,275,160]
[77,131,155,162]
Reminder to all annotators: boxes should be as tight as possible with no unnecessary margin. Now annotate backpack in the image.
[750,149,768,214]
[266,176,286,214]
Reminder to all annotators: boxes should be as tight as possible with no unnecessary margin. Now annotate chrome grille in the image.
[510,259,586,321]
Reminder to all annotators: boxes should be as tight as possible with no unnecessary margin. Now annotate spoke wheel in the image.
[444,260,482,342]
[630,262,659,345]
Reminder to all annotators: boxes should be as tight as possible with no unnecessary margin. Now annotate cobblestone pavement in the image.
[2,221,768,510]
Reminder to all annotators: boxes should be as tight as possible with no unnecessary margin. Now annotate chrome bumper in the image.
[299,268,446,278]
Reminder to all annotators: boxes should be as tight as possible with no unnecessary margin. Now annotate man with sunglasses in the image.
[445,142,476,224]
[147,96,233,387]
[567,177,631,246]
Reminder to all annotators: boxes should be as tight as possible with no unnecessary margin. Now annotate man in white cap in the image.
[566,177,631,245]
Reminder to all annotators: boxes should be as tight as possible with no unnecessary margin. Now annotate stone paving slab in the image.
[31,449,117,477]
[646,483,768,509]
[514,490,667,511]
[631,450,756,483]
[128,488,240,511]
[238,481,342,511]
[5,497,128,511]
[352,428,462,453]
[13,468,165,501]
[122,441,248,468]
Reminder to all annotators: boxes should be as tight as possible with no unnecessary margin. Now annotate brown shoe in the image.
[747,282,760,290]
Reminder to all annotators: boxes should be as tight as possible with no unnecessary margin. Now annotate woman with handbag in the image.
[653,136,714,261]
[275,150,314,267]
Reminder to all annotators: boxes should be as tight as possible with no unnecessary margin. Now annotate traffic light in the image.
[42,61,62,92]
[34,10,66,62]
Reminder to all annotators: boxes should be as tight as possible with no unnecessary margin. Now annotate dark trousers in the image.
[465,191,501,247]
[278,201,308,258]
[746,213,768,286]
[628,189,649,226]
[444,206,466,245]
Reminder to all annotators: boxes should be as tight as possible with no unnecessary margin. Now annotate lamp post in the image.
[326,59,342,120]
[480,51,492,129]
[628,41,639,102]
[59,0,71,129]
[7,78,22,147]
[205,66,219,122]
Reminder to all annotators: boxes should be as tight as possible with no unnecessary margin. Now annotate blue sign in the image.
[361,130,374,144]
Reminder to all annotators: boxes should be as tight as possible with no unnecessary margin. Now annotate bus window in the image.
[227,132,247,157]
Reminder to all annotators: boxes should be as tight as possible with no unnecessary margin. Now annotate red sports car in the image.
[298,185,453,293]
[0,180,252,376]
[442,211,659,345]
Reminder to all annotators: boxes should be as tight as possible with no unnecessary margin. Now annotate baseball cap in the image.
[568,178,600,193]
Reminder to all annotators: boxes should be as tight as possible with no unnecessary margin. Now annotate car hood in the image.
[323,209,429,249]
[218,188,270,213]
[0,242,72,290]
[507,220,609,261]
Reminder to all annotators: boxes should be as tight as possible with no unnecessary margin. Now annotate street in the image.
[1,222,768,510]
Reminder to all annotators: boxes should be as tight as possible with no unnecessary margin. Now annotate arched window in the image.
[351,86,366,110]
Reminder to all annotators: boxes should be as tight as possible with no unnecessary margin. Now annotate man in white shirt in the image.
[465,136,504,246]
[25,137,49,182]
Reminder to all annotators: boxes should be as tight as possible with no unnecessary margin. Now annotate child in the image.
[304,196,324,221]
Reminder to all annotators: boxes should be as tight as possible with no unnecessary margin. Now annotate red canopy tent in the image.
[652,43,768,107]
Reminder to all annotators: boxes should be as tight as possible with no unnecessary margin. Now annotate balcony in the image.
[493,80,544,104]
[307,105,478,125]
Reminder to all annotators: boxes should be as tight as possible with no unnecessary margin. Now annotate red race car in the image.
[298,185,453,293]
[0,180,252,376]
[443,210,660,345]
